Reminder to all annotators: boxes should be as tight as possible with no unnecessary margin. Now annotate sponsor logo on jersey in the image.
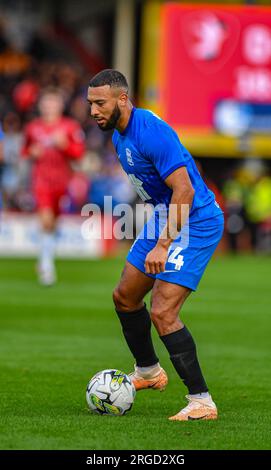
[126,148,134,166]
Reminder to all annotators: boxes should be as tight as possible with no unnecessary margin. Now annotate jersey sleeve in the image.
[21,123,33,159]
[63,121,85,160]
[140,123,188,180]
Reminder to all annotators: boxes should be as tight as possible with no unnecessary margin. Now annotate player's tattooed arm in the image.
[145,167,194,275]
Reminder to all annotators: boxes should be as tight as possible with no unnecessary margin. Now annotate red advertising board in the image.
[159,3,271,150]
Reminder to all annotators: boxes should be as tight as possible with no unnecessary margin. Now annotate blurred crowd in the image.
[0,21,136,216]
[0,23,271,253]
[222,160,271,253]
[196,159,271,253]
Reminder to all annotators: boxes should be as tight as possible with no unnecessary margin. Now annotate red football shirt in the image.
[22,117,85,193]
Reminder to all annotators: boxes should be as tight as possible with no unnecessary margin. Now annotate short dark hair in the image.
[89,69,128,92]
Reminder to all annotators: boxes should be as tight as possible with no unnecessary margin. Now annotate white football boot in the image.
[169,394,218,421]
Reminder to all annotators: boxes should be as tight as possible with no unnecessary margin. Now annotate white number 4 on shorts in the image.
[168,247,184,271]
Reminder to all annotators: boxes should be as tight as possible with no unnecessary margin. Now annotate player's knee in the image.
[113,287,129,311]
[112,287,121,309]
[40,211,55,231]
[151,306,170,326]
[150,304,181,331]
[113,286,144,312]
[43,221,55,232]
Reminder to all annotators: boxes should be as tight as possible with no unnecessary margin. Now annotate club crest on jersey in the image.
[126,148,134,166]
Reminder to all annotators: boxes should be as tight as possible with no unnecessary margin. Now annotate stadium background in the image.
[0,0,270,450]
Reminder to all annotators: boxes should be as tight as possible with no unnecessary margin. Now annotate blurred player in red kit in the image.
[22,89,85,285]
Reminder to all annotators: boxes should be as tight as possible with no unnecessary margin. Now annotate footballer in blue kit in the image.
[112,107,224,292]
[88,69,224,421]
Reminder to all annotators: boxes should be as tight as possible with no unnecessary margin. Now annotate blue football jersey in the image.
[112,108,218,224]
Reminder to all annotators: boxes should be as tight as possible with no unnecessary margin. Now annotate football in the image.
[86,369,136,416]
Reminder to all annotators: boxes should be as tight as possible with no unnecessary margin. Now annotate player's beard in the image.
[98,104,121,131]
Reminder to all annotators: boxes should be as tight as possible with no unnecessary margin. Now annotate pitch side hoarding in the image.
[140,2,271,157]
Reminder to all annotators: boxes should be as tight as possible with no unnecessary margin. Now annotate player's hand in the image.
[53,132,68,150]
[144,244,168,275]
[28,143,43,159]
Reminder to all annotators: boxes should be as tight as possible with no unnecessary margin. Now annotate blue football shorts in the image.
[127,203,224,291]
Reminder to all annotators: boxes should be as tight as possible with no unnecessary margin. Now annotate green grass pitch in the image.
[0,255,270,450]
